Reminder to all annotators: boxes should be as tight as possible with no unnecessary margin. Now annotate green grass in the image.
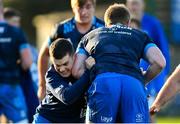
[157,117,180,123]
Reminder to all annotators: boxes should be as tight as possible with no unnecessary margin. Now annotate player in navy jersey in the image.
[37,0,104,100]
[33,38,90,123]
[72,4,166,123]
[0,0,32,123]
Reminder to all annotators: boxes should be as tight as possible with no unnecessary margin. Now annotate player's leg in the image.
[86,72,122,123]
[2,84,28,123]
[119,75,150,123]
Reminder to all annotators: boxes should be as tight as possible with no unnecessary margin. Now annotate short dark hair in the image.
[49,38,74,59]
[3,7,21,19]
[71,0,96,8]
[104,3,130,25]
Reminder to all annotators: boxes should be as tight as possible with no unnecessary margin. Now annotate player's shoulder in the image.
[3,23,25,38]
[143,13,161,25]
[45,65,63,81]
[93,16,105,28]
[131,27,150,40]
[85,26,104,39]
[56,17,75,34]
[55,18,74,29]
[59,18,74,25]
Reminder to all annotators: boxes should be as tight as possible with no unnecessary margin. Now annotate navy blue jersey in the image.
[48,17,104,49]
[0,22,29,84]
[77,24,155,82]
[37,65,90,123]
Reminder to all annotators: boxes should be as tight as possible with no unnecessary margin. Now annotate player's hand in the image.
[85,56,95,70]
[150,104,160,116]
[37,85,46,101]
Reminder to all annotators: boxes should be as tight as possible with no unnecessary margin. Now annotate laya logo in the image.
[101,116,113,123]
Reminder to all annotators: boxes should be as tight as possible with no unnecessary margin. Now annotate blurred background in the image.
[4,0,180,122]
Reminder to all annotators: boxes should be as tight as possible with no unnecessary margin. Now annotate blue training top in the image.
[0,22,29,84]
[37,65,90,123]
[48,16,104,49]
[141,13,170,75]
[77,24,156,83]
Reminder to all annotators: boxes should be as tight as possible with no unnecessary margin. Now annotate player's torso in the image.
[0,23,19,62]
[85,25,147,82]
[86,25,145,60]
[38,66,85,122]
[0,22,22,83]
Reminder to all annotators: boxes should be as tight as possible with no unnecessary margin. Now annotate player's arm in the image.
[46,68,90,105]
[20,44,32,70]
[72,37,89,79]
[37,41,49,101]
[154,20,170,74]
[72,53,88,79]
[143,44,166,84]
[150,65,180,115]
[17,29,32,70]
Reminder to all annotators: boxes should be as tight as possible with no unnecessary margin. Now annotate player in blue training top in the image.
[0,0,32,123]
[38,0,104,100]
[33,38,91,123]
[3,7,39,123]
[126,0,170,104]
[72,4,166,123]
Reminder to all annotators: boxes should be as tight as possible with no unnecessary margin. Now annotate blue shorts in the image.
[86,72,150,123]
[32,113,50,123]
[0,84,27,122]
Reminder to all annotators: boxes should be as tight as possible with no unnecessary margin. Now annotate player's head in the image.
[130,17,141,29]
[49,38,75,77]
[71,0,95,24]
[104,3,130,26]
[125,0,145,20]
[4,8,21,27]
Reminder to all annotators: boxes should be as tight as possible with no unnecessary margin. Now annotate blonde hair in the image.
[71,0,96,8]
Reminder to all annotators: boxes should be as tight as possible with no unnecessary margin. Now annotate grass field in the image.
[157,117,180,123]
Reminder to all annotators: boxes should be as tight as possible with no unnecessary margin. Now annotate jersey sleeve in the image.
[16,28,30,53]
[142,33,157,59]
[76,36,89,56]
[46,66,90,105]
